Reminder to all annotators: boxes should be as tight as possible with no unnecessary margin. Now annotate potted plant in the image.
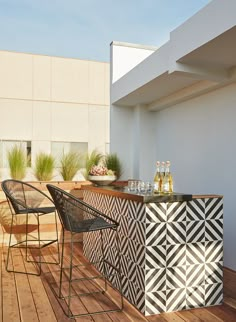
[88,165,116,186]
[59,151,82,181]
[84,150,103,180]
[7,144,27,180]
[104,153,122,180]
[86,151,122,186]
[34,153,55,181]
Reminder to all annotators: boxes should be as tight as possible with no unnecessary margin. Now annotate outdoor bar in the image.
[82,184,223,316]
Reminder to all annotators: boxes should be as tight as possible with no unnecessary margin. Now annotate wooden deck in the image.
[1,242,236,322]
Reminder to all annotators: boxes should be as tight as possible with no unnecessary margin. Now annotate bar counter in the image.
[82,185,223,316]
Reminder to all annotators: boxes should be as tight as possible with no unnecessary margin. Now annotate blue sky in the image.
[0,0,211,62]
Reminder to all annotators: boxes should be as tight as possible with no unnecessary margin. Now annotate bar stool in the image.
[1,179,60,275]
[47,184,123,318]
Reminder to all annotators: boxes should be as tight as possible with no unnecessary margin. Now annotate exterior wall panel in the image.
[0,99,33,139]
[0,51,33,99]
[51,102,89,141]
[0,50,110,180]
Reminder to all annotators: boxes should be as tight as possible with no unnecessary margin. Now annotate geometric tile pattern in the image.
[83,191,223,316]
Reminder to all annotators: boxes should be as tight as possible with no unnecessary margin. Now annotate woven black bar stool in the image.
[47,184,123,319]
[1,179,60,275]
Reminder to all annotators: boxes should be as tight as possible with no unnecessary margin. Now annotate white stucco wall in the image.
[109,0,236,272]
[112,83,236,270]
[110,42,156,83]
[110,103,156,180]
[153,83,236,270]
[110,104,134,177]
[169,0,236,64]
[0,50,110,180]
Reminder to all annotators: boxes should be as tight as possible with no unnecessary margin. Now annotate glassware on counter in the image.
[128,180,153,194]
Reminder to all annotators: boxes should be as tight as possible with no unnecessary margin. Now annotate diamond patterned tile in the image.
[83,192,223,317]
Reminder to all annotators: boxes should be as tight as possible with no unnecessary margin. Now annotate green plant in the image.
[7,144,27,180]
[34,153,55,181]
[59,151,82,181]
[84,150,103,179]
[104,153,123,179]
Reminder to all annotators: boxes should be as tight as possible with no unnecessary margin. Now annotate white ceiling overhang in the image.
[111,0,236,111]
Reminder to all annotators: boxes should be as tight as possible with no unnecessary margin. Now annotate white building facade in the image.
[0,50,110,180]
[110,0,236,270]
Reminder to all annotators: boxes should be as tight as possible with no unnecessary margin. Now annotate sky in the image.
[0,0,211,62]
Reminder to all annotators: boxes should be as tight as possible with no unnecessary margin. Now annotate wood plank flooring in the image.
[1,242,236,322]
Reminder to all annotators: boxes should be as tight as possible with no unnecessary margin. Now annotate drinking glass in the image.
[146,182,153,194]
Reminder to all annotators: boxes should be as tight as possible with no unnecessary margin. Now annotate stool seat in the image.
[68,216,117,233]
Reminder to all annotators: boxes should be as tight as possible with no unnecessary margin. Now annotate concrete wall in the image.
[0,50,110,180]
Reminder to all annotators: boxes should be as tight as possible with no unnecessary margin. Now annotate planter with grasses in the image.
[85,151,123,185]
[84,150,103,180]
[7,144,27,180]
[34,153,55,181]
[59,151,82,181]
[104,153,123,180]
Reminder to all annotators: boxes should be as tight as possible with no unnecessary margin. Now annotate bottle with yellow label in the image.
[168,161,174,193]
[163,161,173,193]
[153,161,161,193]
[160,161,165,192]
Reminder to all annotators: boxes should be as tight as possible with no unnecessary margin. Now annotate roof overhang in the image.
[111,0,236,111]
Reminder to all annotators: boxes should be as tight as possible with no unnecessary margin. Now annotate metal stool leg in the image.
[116,229,124,309]
[54,211,60,264]
[25,213,41,275]
[67,232,74,318]
[6,212,14,272]
[59,229,65,299]
[100,230,108,292]
[36,214,42,275]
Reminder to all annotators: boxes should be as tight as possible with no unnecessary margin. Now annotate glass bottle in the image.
[160,161,165,193]
[163,161,173,193]
[153,161,161,193]
[167,161,174,193]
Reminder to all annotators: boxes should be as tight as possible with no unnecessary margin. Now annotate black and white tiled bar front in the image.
[82,185,223,316]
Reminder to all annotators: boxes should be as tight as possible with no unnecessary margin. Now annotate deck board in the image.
[1,249,21,322]
[14,249,41,322]
[28,272,58,322]
[1,242,236,322]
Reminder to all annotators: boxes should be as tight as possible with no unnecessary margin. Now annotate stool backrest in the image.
[1,179,52,214]
[47,184,118,233]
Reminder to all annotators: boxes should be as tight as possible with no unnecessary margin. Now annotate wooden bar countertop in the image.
[82,184,223,203]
